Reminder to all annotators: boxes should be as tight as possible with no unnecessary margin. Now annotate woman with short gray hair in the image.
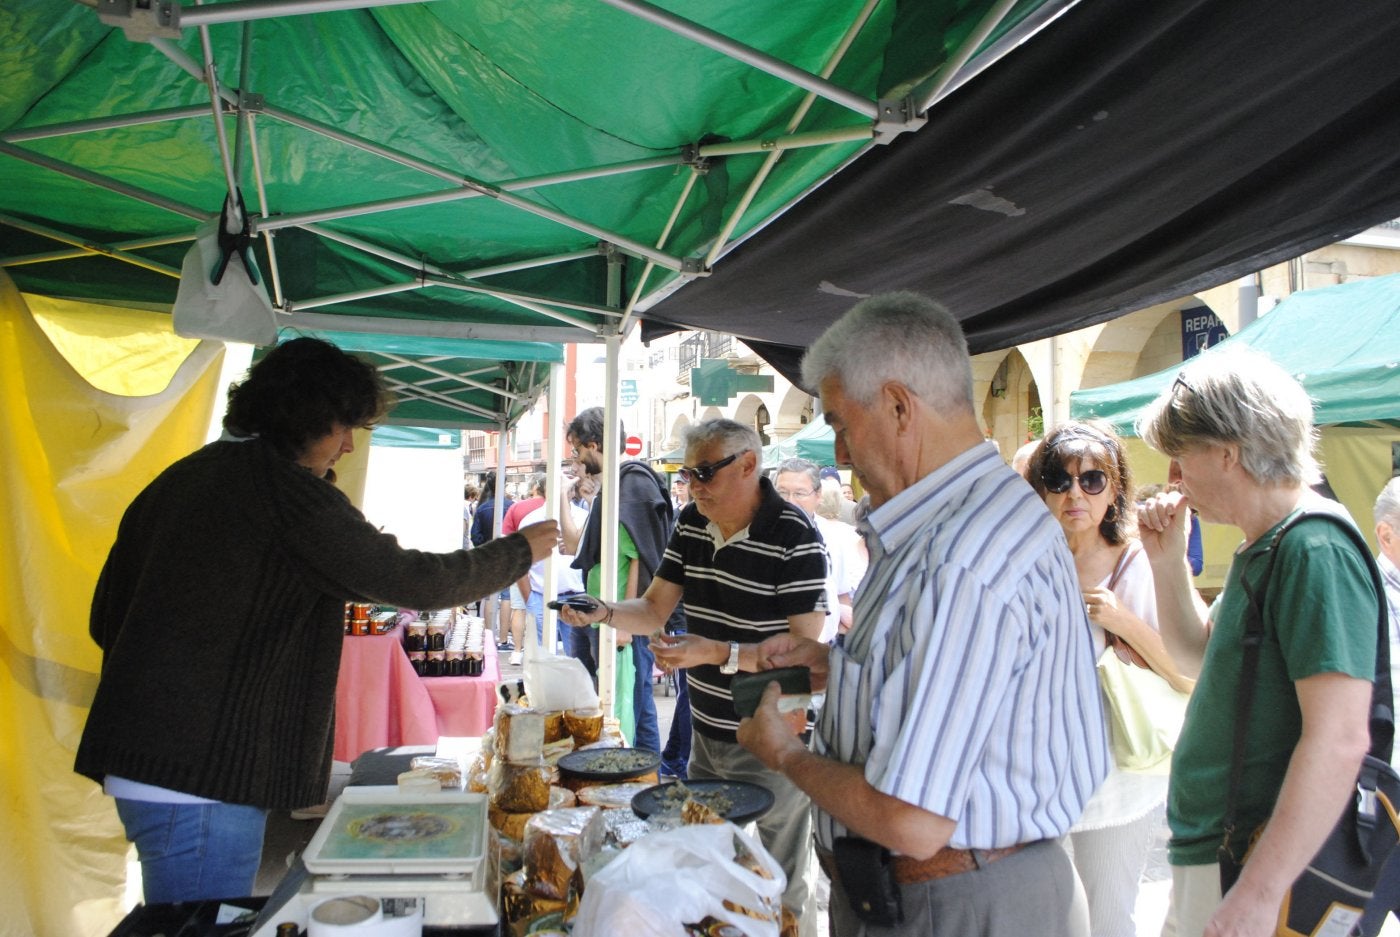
[1135,349,1378,937]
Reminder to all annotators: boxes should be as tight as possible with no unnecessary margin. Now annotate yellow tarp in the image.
[0,271,224,937]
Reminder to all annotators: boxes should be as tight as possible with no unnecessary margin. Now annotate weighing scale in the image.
[248,786,499,936]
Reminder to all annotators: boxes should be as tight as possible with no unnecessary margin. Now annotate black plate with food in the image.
[631,779,775,825]
[556,746,661,782]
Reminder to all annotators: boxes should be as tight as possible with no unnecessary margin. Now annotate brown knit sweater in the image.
[75,438,530,809]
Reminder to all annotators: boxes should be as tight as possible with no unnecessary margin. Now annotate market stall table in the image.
[334,624,500,762]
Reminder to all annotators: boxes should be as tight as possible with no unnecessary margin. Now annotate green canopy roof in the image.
[763,415,835,467]
[1070,274,1400,434]
[1,0,1059,424]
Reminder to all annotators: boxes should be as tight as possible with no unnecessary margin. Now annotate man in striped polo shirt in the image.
[560,417,829,934]
[738,292,1109,937]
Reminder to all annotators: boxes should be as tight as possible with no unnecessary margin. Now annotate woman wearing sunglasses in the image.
[1027,421,1193,937]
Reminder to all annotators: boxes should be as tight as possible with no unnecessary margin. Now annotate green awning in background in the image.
[1071,274,1400,433]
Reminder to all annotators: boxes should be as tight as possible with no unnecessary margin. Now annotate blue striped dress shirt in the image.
[814,443,1109,851]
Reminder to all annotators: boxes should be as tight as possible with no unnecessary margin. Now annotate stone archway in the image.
[772,384,815,437]
[731,393,771,444]
[1079,301,1187,390]
[666,413,691,452]
[974,349,1040,460]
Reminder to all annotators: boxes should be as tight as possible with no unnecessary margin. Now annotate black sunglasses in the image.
[678,452,739,485]
[1041,469,1109,496]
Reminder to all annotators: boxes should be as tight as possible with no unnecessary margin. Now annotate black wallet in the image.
[729,666,811,718]
[833,836,903,926]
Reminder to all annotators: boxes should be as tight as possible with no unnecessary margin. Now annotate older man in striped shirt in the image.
[559,417,829,934]
[738,292,1109,937]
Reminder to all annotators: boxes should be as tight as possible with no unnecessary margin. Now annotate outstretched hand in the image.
[756,633,831,692]
[517,520,561,562]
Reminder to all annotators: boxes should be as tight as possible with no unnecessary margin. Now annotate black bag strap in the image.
[1219,510,1394,865]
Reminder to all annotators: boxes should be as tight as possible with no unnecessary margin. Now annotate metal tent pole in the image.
[596,252,625,723]
[702,0,880,269]
[541,360,566,655]
[914,0,1020,114]
[0,214,180,277]
[596,0,878,120]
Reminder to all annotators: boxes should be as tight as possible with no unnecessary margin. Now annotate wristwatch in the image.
[720,641,740,675]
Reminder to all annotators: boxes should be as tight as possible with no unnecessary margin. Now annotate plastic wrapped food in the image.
[408,755,464,790]
[541,710,568,744]
[490,761,555,813]
[575,781,653,810]
[523,806,604,901]
[562,708,603,746]
[495,704,546,763]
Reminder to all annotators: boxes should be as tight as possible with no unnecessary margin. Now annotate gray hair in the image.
[527,472,547,497]
[1137,347,1320,486]
[775,458,821,490]
[1375,476,1400,527]
[801,291,973,411]
[681,418,762,460]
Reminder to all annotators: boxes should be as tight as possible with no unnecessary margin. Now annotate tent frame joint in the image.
[97,0,182,40]
[680,143,713,174]
[238,90,265,113]
[872,96,926,143]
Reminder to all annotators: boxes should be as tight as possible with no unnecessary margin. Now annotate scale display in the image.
[302,787,487,875]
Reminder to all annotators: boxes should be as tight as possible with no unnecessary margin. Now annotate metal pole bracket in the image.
[97,0,183,40]
[873,96,927,143]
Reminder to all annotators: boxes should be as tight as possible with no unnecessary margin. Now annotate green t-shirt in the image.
[1167,509,1378,865]
[586,526,640,745]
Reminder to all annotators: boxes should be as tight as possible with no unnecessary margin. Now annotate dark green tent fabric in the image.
[0,0,1052,339]
[763,415,835,466]
[1070,274,1400,434]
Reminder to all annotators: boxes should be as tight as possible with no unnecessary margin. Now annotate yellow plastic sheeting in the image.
[24,294,201,397]
[1319,425,1399,550]
[0,271,224,937]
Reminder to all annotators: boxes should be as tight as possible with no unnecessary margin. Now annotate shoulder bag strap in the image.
[1219,511,1394,865]
[1106,542,1140,592]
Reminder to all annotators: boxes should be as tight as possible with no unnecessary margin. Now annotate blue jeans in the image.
[564,623,600,684]
[631,635,660,753]
[115,798,268,903]
[660,666,691,777]
[526,591,545,645]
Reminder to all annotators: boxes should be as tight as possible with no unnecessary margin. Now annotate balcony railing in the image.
[678,331,734,376]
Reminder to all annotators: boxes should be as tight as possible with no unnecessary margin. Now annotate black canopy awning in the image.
[643,0,1400,385]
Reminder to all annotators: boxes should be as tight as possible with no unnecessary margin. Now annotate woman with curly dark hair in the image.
[1027,420,1192,937]
[74,337,558,905]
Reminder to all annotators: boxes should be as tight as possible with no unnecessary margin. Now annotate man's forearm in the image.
[779,747,953,859]
[602,597,667,636]
[1150,554,1210,676]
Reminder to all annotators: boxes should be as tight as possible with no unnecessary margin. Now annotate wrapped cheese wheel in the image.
[523,806,603,901]
[502,868,567,937]
[495,704,546,763]
[562,708,603,746]
[541,710,568,744]
[575,781,653,810]
[490,760,555,813]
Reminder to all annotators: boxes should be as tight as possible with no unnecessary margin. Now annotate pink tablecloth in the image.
[334,624,501,762]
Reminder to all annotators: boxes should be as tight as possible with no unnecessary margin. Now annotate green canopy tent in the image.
[762,415,836,467]
[0,0,1058,362]
[1070,273,1400,561]
[1071,274,1400,433]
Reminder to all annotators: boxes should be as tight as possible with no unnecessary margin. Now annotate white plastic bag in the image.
[172,216,278,345]
[572,822,785,937]
[522,653,600,712]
